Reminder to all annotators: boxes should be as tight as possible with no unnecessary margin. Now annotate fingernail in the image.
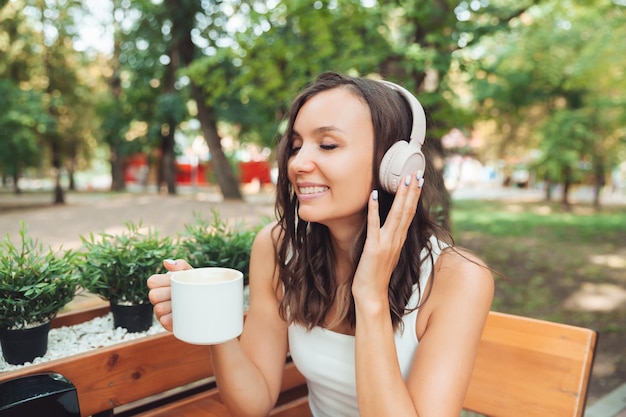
[372,190,378,201]
[404,174,411,186]
[164,259,177,265]
[416,170,423,180]
[418,178,424,189]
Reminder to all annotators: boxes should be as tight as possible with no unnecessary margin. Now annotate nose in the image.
[289,144,316,173]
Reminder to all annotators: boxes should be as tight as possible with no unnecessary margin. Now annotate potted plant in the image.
[0,222,80,365]
[78,221,178,333]
[178,210,262,286]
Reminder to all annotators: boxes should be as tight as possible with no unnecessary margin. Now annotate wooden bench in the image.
[0,307,597,417]
[464,311,597,417]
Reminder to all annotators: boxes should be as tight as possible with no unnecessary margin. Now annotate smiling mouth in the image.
[298,186,329,195]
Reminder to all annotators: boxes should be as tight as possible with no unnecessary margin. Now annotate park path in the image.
[3,183,625,252]
[0,187,277,311]
[0,188,276,252]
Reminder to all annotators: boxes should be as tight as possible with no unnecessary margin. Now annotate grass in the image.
[450,199,626,403]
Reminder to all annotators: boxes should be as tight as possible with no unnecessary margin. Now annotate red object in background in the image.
[239,161,271,184]
[124,154,272,185]
[175,162,211,185]
[124,154,149,183]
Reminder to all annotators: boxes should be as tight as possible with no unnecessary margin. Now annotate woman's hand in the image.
[147,259,193,331]
[352,171,424,302]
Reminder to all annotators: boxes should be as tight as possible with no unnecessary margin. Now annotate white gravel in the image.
[0,313,166,373]
[1,287,250,373]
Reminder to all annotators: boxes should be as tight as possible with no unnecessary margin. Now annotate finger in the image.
[148,285,172,304]
[385,174,413,231]
[152,299,172,318]
[163,259,193,271]
[158,313,173,332]
[402,169,423,216]
[147,273,171,289]
[366,190,381,243]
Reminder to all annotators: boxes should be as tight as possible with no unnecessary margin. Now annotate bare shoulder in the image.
[252,221,280,251]
[437,246,490,274]
[249,221,282,293]
[431,246,495,307]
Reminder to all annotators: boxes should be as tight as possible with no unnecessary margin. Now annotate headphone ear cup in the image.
[379,141,425,194]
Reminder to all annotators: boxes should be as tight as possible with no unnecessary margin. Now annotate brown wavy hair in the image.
[273,71,451,331]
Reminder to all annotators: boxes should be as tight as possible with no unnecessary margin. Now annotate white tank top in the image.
[287,236,447,416]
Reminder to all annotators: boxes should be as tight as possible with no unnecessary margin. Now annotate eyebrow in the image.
[292,125,346,138]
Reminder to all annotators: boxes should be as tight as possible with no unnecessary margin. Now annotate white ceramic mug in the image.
[170,267,244,345]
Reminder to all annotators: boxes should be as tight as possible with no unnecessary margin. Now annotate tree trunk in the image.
[110,150,126,192]
[54,174,64,204]
[11,168,21,195]
[191,84,242,200]
[51,142,64,205]
[67,143,77,191]
[561,167,571,210]
[161,131,177,195]
[593,159,605,210]
[543,173,553,202]
[544,180,552,202]
[167,0,242,200]
[67,161,76,191]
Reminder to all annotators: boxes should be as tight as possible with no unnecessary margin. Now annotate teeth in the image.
[299,186,328,195]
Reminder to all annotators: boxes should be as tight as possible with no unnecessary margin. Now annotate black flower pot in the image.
[0,321,51,365]
[110,303,154,333]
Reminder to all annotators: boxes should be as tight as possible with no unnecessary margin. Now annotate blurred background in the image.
[0,0,625,408]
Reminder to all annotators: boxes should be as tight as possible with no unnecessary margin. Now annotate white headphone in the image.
[377,80,427,194]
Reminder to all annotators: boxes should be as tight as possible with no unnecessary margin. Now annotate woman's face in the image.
[288,87,374,228]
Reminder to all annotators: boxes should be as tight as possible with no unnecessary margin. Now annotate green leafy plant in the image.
[0,222,80,330]
[178,210,261,285]
[79,221,178,304]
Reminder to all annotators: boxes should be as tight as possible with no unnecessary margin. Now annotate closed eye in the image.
[320,144,338,150]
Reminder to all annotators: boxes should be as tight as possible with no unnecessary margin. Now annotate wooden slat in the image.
[134,361,308,417]
[134,393,230,417]
[278,361,307,392]
[463,311,597,417]
[270,397,312,417]
[0,332,213,417]
[133,389,223,417]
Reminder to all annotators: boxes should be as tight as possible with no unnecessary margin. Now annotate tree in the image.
[162,0,242,198]
[467,0,626,208]
[0,81,48,192]
[0,1,46,192]
[0,0,97,202]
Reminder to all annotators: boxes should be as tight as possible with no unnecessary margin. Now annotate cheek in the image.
[346,160,374,198]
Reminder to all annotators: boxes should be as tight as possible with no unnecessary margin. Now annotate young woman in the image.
[148,71,494,417]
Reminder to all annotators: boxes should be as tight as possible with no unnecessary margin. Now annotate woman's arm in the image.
[352,175,493,417]
[354,250,493,417]
[211,223,290,417]
[405,250,493,417]
[148,223,289,417]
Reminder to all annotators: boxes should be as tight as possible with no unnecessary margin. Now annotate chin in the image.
[297,207,326,224]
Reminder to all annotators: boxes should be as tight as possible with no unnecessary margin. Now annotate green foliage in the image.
[0,222,80,330]
[467,0,626,194]
[78,221,179,304]
[451,199,626,242]
[185,0,391,149]
[451,198,626,319]
[0,80,47,179]
[178,210,262,285]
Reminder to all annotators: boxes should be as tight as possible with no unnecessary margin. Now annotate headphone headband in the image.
[376,79,427,193]
[377,80,426,146]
